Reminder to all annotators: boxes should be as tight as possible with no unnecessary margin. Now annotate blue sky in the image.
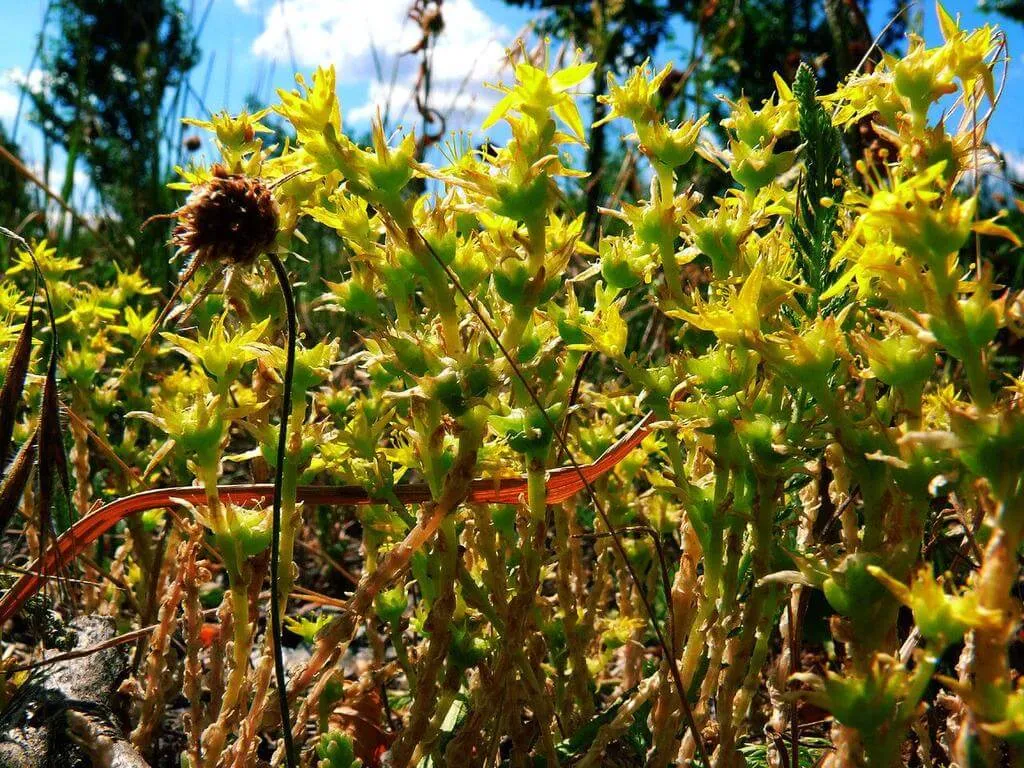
[0,0,1021,203]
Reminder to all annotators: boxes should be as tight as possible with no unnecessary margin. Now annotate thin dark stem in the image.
[571,525,677,662]
[267,252,297,768]
[555,350,593,465]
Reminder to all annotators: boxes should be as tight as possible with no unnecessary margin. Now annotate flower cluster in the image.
[1,6,1022,768]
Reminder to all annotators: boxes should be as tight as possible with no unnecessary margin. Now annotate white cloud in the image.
[29,161,90,198]
[0,88,18,123]
[240,0,512,129]
[1003,149,1024,182]
[0,68,48,127]
[346,80,501,126]
[4,67,48,96]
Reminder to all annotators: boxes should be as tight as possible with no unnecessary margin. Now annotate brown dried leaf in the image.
[0,292,33,463]
[0,428,37,535]
[329,686,393,767]
[37,341,71,558]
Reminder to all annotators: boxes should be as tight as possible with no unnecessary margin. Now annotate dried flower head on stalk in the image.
[162,164,279,270]
[139,161,299,768]
[123,165,281,377]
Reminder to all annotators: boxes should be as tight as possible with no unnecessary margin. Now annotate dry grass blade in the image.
[0,292,34,462]
[0,226,72,567]
[116,255,207,386]
[0,428,37,535]
[35,301,72,564]
[0,143,129,258]
[65,406,142,487]
[4,605,223,675]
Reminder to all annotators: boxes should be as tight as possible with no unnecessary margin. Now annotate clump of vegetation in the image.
[1,5,1023,767]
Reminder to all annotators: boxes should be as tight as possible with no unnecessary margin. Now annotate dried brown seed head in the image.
[168,165,279,268]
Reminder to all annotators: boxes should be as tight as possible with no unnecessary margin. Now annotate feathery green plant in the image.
[791,63,843,313]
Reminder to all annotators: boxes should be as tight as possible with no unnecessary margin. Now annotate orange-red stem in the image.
[0,413,653,625]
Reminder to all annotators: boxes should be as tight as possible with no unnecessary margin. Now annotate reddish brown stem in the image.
[0,413,653,624]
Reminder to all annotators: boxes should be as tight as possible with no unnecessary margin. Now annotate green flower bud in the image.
[322,387,355,421]
[462,361,494,399]
[686,347,754,396]
[730,142,799,191]
[284,613,332,645]
[981,688,1024,745]
[952,409,1024,501]
[622,200,669,248]
[556,314,588,346]
[375,584,408,625]
[962,289,1003,348]
[601,615,644,650]
[316,730,362,768]
[387,334,430,378]
[690,206,750,279]
[214,506,272,566]
[516,326,542,363]
[199,583,224,609]
[317,672,346,732]
[636,116,707,169]
[61,346,104,390]
[490,175,550,222]
[869,565,1001,648]
[769,319,843,391]
[329,279,380,321]
[822,553,890,620]
[737,414,787,470]
[379,261,418,300]
[449,624,489,670]
[141,509,165,533]
[491,505,517,538]
[800,662,903,734]
[366,130,416,196]
[860,333,934,392]
[893,44,956,115]
[452,240,489,289]
[430,368,468,416]
[266,340,337,394]
[600,237,652,290]
[493,259,531,305]
[489,403,565,457]
[180,418,228,471]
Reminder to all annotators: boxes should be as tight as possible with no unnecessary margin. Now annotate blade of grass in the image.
[0,145,129,258]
